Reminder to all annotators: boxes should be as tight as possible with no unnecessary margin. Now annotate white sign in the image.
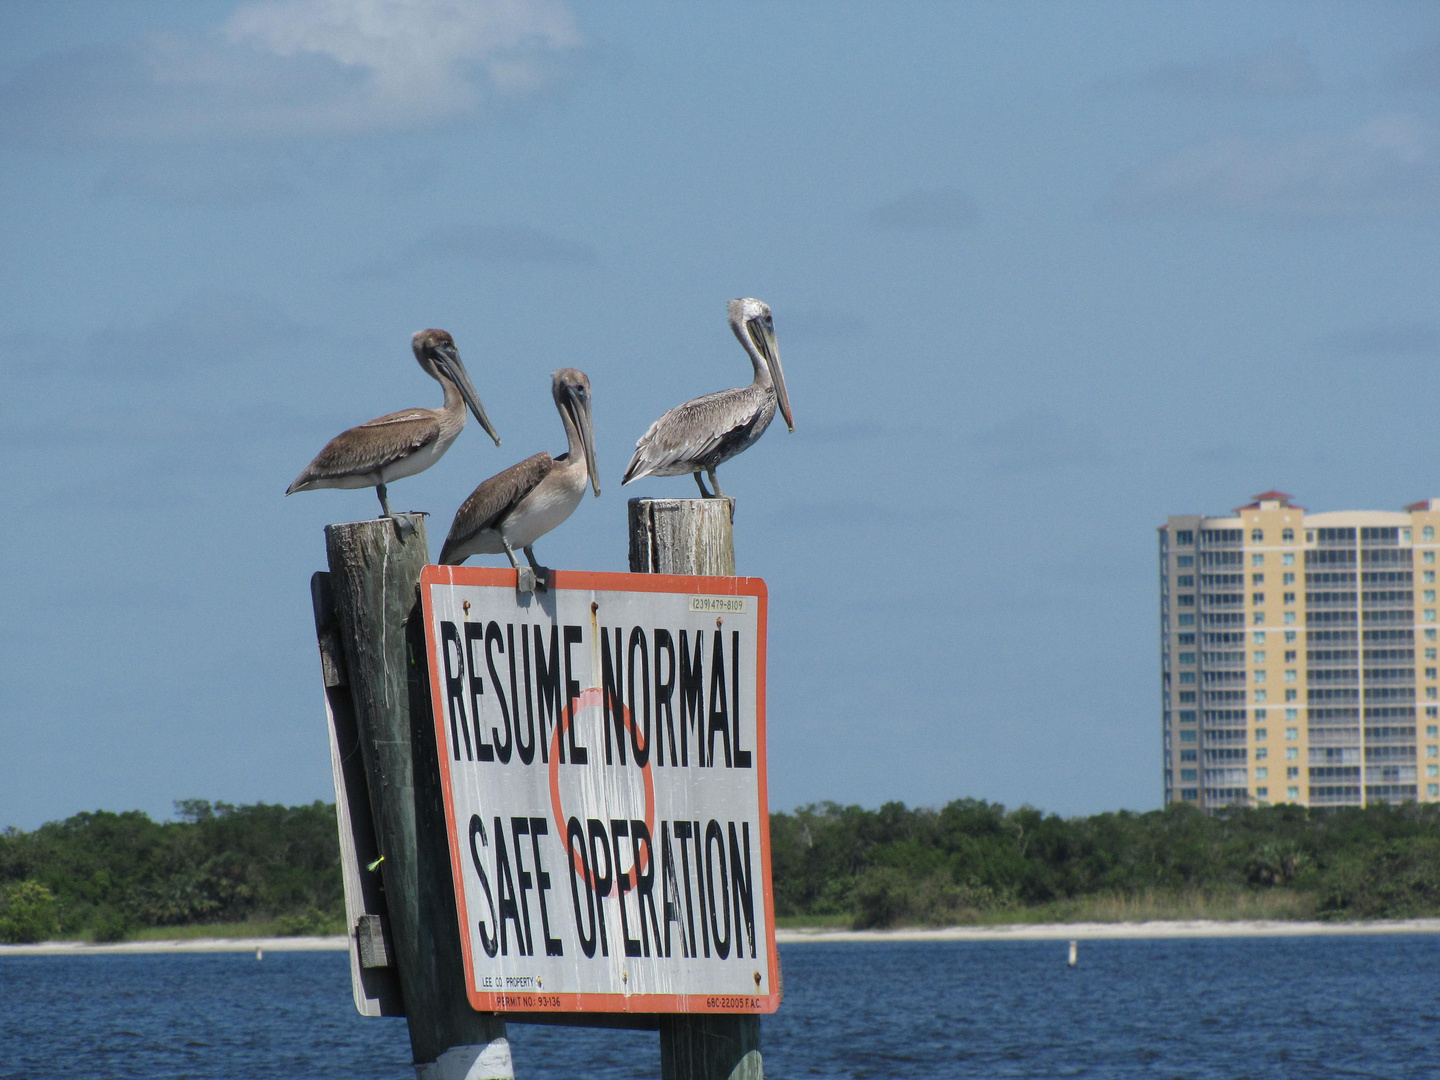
[420,565,779,1016]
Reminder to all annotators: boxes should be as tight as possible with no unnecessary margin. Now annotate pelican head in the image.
[412,329,501,446]
[727,298,794,432]
[554,367,600,497]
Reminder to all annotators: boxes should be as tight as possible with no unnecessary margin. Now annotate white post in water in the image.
[1068,941,1077,968]
[629,496,762,1080]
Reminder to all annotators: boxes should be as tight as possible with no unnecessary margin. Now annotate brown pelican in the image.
[286,329,500,516]
[439,368,598,592]
[622,297,794,498]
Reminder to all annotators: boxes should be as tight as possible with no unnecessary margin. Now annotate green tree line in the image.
[0,800,343,942]
[4,798,1440,942]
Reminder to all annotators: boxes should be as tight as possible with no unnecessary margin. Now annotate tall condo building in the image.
[1160,493,1440,811]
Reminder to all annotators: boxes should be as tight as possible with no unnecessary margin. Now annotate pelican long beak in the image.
[568,392,601,497]
[436,347,501,446]
[749,318,794,431]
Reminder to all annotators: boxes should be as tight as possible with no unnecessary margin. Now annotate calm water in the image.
[3,936,1439,1078]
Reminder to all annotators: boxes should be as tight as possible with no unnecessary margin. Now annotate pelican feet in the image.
[524,546,551,593]
[516,567,537,595]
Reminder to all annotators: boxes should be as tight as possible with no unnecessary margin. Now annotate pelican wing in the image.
[289,409,441,489]
[440,452,555,560]
[623,388,762,483]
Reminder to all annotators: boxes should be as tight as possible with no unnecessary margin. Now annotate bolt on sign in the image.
[420,565,779,1016]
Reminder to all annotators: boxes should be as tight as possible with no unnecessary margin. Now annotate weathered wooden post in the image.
[629,496,763,1080]
[323,514,512,1080]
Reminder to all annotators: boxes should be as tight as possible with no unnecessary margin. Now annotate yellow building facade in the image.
[1161,492,1440,811]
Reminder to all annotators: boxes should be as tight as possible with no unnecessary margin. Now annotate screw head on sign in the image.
[462,601,470,614]
[536,978,542,988]
[753,972,761,986]
[621,971,628,982]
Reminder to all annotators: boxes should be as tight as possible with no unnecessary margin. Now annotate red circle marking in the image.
[548,687,656,893]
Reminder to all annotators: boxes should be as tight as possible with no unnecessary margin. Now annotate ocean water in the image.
[2,935,1439,1078]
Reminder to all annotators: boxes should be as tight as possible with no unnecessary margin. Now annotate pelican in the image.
[622,297,794,498]
[439,368,599,592]
[286,329,500,517]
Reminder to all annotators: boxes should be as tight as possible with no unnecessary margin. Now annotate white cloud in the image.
[866,187,976,232]
[0,0,581,144]
[1112,115,1440,217]
[1100,40,1319,98]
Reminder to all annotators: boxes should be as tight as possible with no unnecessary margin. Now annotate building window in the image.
[1285,689,1298,701]
[1429,745,1439,758]
[1255,689,1268,702]
[1429,668,1438,680]
[1284,631,1297,643]
[1306,531,1315,543]
[1253,650,1266,663]
[1178,595,1195,606]
[1256,767,1269,780]
[1252,592,1265,604]
[1255,612,1266,625]
[1178,575,1195,587]
[1253,670,1267,683]
[1253,632,1267,645]
[1285,650,1297,663]
[1286,746,1298,760]
[1284,612,1296,624]
[1177,555,1195,567]
[1179,613,1195,626]
[1286,727,1298,740]
[1256,786,1269,798]
[1288,786,1300,799]
[1255,746,1268,759]
[1255,708,1268,719]
[1180,710,1197,722]
[1252,573,1265,585]
[1428,611,1437,623]
[1284,592,1296,604]
[1179,651,1196,664]
[1427,526,1436,542]
[1181,769,1198,781]
[1283,529,1294,542]
[1180,749,1197,762]
[1403,528,1412,544]
[1426,571,1436,584]
[1180,730,1197,742]
[1179,691,1196,702]
[1286,766,1299,779]
[1179,672,1195,683]
[1255,728,1268,741]
[1252,528,1264,542]
[1285,669,1297,682]
[1426,687,1436,700]
[1178,633,1195,645]
[1283,572,1295,585]
[1286,708,1298,721]
[1429,629,1438,641]
[1177,531,1194,545]
[1428,590,1438,603]
[1182,788,1199,800]
[1429,765,1439,778]
[1283,553,1295,566]
[1430,784,1440,797]
[1428,551,1438,565]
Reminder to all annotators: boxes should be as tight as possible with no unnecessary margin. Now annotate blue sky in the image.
[5,2,1440,829]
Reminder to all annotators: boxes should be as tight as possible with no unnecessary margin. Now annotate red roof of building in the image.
[1251,490,1293,502]
[1406,499,1432,511]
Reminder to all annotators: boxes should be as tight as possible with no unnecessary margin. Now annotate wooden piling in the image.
[324,514,512,1079]
[629,496,762,1080]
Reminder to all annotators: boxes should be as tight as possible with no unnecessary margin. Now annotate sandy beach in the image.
[4,918,1440,956]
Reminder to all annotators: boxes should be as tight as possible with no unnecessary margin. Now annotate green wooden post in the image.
[629,496,764,1080]
[324,515,512,1080]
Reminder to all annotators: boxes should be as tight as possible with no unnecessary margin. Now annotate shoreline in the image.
[5,918,1440,955]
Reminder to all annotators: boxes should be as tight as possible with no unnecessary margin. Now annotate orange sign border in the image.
[420,564,779,1016]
